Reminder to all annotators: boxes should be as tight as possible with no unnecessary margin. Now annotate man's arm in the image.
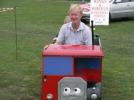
[55,41,63,45]
[56,25,65,45]
[84,27,92,45]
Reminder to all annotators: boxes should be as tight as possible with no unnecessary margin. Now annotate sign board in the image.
[90,0,109,25]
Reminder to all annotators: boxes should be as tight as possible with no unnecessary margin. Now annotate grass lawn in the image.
[0,0,134,100]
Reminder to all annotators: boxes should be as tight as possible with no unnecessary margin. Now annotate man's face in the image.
[69,9,81,24]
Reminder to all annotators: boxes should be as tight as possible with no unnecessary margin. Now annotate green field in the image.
[0,0,134,100]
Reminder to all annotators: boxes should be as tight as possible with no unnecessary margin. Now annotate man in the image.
[56,4,92,45]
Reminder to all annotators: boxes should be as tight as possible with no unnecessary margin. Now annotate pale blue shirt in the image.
[57,22,92,45]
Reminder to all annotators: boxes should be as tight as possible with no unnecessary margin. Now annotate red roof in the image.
[42,44,103,57]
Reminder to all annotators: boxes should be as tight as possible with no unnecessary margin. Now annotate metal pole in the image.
[14,7,18,60]
[91,20,94,49]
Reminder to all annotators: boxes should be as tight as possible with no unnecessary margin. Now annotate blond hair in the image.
[68,4,83,15]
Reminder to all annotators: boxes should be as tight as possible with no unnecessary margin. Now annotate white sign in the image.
[90,0,109,25]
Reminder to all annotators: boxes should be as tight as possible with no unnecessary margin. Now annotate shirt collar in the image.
[67,21,84,32]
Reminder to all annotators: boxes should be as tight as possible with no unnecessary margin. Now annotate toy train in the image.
[42,34,103,100]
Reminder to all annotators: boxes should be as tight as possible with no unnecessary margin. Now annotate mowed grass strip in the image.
[0,0,134,100]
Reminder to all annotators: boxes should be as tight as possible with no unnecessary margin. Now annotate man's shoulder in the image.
[81,22,90,31]
[81,22,90,28]
[61,22,71,28]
